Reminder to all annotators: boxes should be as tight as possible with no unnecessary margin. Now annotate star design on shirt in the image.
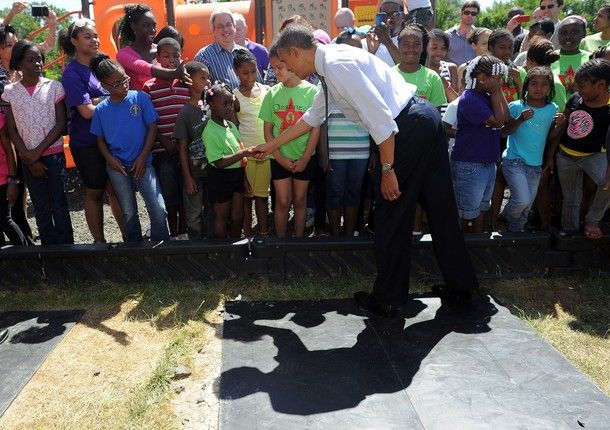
[275,98,304,131]
[502,77,519,102]
[560,65,576,88]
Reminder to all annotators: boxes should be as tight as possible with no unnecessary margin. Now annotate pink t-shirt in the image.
[0,113,7,185]
[1,78,65,156]
[116,45,156,91]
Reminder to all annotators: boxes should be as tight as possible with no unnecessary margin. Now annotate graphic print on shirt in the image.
[559,65,576,89]
[130,104,141,117]
[274,98,305,131]
[567,110,594,140]
[502,76,519,102]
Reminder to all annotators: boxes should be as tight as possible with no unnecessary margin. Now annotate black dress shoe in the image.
[354,291,400,318]
[432,284,479,307]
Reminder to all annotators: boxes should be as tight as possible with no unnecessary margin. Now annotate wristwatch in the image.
[381,163,393,174]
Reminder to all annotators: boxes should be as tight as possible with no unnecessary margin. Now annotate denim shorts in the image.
[451,160,496,220]
[326,158,368,210]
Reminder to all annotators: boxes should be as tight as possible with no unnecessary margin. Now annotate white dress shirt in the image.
[301,43,416,145]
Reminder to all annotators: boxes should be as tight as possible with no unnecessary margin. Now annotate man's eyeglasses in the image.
[214,22,235,31]
[463,10,478,16]
[105,76,130,89]
[540,4,555,10]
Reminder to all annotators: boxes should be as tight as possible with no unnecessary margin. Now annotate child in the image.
[553,59,610,238]
[393,25,447,109]
[580,5,610,53]
[0,112,26,245]
[500,67,564,232]
[203,82,252,238]
[2,40,73,245]
[525,38,567,111]
[142,37,191,240]
[232,50,271,238]
[90,54,169,242]
[451,55,510,232]
[488,29,526,103]
[457,27,491,93]
[259,46,319,238]
[174,61,212,240]
[426,29,459,103]
[552,16,590,96]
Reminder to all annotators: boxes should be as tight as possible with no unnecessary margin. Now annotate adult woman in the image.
[116,4,187,90]
[59,19,125,243]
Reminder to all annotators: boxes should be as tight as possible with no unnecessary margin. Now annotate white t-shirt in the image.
[407,0,431,10]
[442,97,460,154]
[362,36,399,67]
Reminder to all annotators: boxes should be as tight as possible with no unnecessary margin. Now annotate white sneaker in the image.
[178,233,189,240]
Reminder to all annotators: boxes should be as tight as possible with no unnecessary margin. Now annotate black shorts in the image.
[207,167,245,203]
[71,145,108,190]
[270,155,316,181]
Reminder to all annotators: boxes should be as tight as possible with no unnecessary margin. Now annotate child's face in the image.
[72,25,99,57]
[210,91,234,119]
[489,37,513,63]
[0,32,17,64]
[575,78,606,102]
[157,45,181,69]
[133,12,157,45]
[20,47,43,78]
[472,31,491,56]
[593,7,610,32]
[399,34,423,65]
[270,56,295,83]
[526,75,551,101]
[235,61,257,90]
[101,70,130,99]
[191,69,211,95]
[427,37,448,62]
[558,22,585,52]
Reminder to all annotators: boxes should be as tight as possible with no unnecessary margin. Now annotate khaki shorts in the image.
[245,158,271,198]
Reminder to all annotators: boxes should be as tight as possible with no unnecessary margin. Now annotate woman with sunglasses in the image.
[116,4,188,91]
[58,19,125,244]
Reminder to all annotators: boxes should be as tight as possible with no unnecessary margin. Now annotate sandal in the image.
[584,224,603,240]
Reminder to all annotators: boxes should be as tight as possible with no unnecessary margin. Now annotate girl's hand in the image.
[508,66,521,84]
[277,156,294,171]
[519,108,534,122]
[603,168,610,191]
[28,161,47,178]
[131,156,146,180]
[291,156,309,173]
[184,174,197,196]
[542,157,555,176]
[6,183,18,205]
[21,149,41,166]
[109,156,126,176]
[554,112,566,127]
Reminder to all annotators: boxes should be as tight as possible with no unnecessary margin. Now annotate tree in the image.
[435,0,462,30]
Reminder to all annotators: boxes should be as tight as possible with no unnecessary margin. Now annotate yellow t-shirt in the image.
[233,83,268,148]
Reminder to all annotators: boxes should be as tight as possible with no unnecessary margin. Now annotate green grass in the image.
[0,274,608,429]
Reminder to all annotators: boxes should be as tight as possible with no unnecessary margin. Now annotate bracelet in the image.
[7,176,20,185]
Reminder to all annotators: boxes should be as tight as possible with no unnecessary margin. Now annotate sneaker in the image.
[305,208,315,229]
[177,233,189,240]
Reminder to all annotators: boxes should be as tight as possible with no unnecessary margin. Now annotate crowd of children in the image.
[0,3,609,246]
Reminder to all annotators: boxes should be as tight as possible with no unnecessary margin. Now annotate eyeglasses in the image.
[70,18,95,36]
[214,22,235,31]
[105,76,130,89]
[540,4,555,10]
[463,10,479,16]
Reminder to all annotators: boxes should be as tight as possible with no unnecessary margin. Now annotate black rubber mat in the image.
[219,297,610,429]
[0,310,84,416]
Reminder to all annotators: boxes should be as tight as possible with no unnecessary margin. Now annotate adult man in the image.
[445,1,479,66]
[366,0,403,66]
[256,26,479,317]
[334,7,356,33]
[539,0,563,47]
[506,7,528,56]
[194,8,261,89]
[233,13,269,77]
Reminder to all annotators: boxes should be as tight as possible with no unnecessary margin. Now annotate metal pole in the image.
[255,0,265,44]
[165,0,175,27]
[80,0,90,18]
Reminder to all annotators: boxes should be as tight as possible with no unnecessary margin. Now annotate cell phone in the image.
[31,6,49,17]
[515,15,531,23]
[375,13,387,27]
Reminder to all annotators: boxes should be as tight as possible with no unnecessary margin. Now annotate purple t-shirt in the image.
[246,39,269,76]
[452,90,500,163]
[62,60,108,149]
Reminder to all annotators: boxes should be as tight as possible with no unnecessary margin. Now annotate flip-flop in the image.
[584,224,603,240]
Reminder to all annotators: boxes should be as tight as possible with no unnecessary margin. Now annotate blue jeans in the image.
[183,176,213,240]
[326,158,369,210]
[451,160,496,220]
[22,153,74,245]
[501,158,541,232]
[106,164,169,242]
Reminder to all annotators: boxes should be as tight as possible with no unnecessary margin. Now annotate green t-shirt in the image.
[258,81,318,160]
[580,33,610,54]
[551,50,590,96]
[203,119,243,169]
[552,74,567,113]
[501,66,527,102]
[392,65,447,107]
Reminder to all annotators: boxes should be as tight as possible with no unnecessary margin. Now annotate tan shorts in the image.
[245,158,271,198]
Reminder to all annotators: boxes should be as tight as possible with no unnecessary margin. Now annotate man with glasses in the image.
[367,0,404,66]
[539,0,564,47]
[445,1,480,66]
[194,8,261,90]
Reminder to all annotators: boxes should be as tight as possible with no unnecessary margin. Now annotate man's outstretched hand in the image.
[252,143,272,160]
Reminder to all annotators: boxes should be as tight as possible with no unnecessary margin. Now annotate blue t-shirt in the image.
[62,59,108,149]
[452,90,501,163]
[90,90,158,166]
[503,101,558,167]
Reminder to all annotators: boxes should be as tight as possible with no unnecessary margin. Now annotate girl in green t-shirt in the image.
[202,83,254,238]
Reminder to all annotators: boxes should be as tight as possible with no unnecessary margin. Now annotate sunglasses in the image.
[540,4,555,10]
[105,76,130,89]
[70,18,95,36]
[463,10,479,16]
